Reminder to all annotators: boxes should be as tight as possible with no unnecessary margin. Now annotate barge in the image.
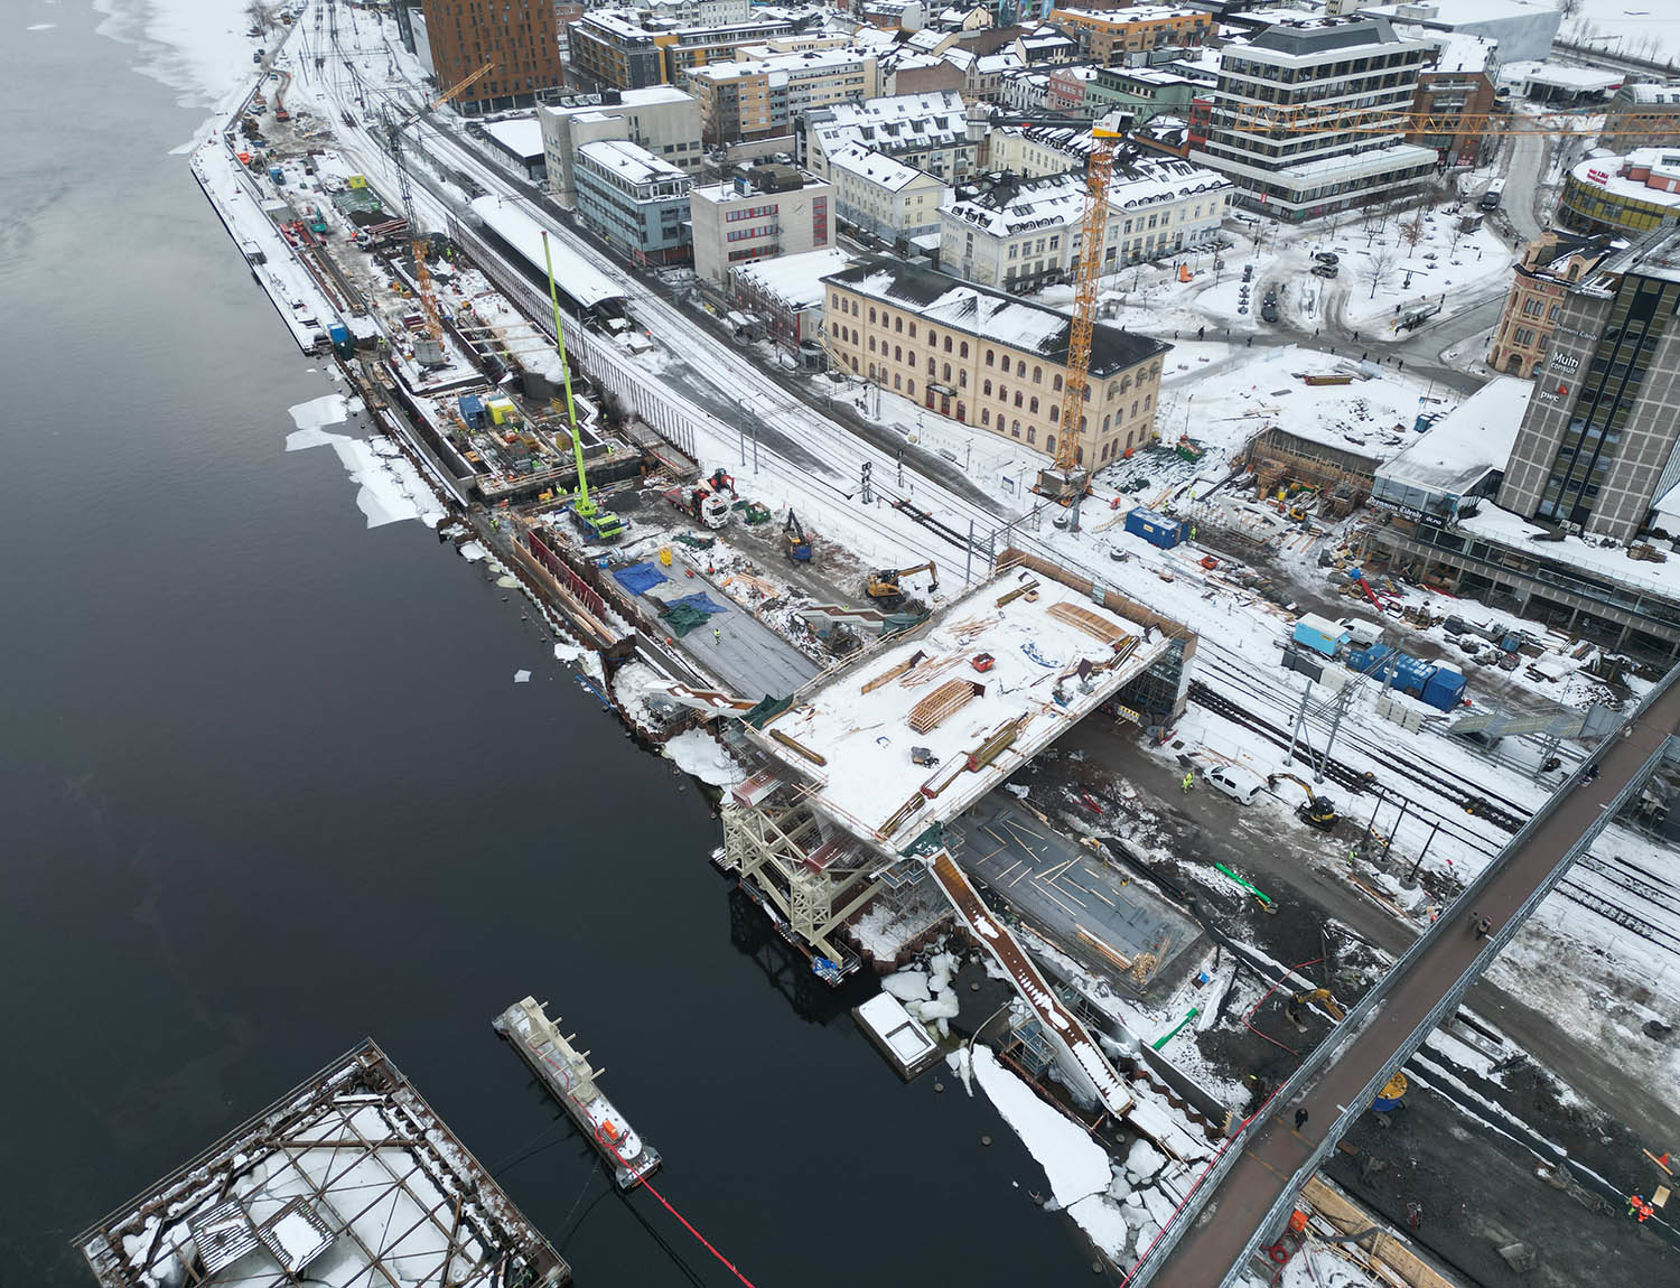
[494,996,661,1189]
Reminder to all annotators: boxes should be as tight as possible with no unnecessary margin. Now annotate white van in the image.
[1206,765,1266,805]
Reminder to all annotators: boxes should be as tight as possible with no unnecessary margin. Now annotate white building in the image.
[939,156,1232,290]
[985,123,1089,178]
[826,142,950,245]
[1193,15,1438,221]
[1357,0,1559,65]
[688,167,835,286]
[802,90,983,183]
[998,69,1055,112]
[638,0,754,25]
[540,87,703,210]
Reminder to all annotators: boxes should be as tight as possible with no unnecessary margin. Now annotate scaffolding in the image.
[719,796,884,979]
[76,1039,568,1288]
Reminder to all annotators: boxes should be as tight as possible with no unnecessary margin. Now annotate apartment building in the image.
[568,8,797,88]
[802,90,982,182]
[985,122,1086,177]
[689,166,834,285]
[1192,15,1436,220]
[1048,6,1214,61]
[689,48,881,145]
[1083,65,1199,124]
[1488,231,1619,378]
[574,139,694,264]
[539,87,702,209]
[826,143,949,246]
[939,156,1231,289]
[822,256,1170,466]
[418,0,564,112]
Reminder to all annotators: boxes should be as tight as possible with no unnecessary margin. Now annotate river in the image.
[0,3,1096,1284]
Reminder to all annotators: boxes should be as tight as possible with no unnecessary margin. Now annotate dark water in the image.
[0,5,1095,1285]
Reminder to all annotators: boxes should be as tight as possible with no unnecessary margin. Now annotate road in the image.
[1146,679,1680,1287]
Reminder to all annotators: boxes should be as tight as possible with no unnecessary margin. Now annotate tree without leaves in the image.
[1369,246,1399,300]
[1399,213,1427,252]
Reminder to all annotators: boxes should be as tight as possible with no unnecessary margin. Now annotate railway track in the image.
[1187,678,1680,958]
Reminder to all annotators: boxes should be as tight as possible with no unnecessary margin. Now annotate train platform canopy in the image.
[742,566,1168,853]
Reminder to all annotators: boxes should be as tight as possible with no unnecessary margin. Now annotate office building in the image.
[1191,15,1436,220]
[539,86,702,209]
[689,166,835,285]
[1488,231,1619,378]
[689,48,881,145]
[1048,6,1214,61]
[574,138,694,264]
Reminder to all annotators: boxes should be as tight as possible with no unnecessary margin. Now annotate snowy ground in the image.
[1564,0,1680,67]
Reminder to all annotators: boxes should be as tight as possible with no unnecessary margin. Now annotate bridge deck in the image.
[1148,681,1680,1286]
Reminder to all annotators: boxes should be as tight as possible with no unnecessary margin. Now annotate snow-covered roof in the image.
[942,156,1228,238]
[827,141,939,191]
[1376,375,1530,495]
[1049,5,1204,21]
[731,246,855,309]
[483,117,546,161]
[1619,82,1680,106]
[1457,504,1680,600]
[1360,0,1555,24]
[744,569,1171,850]
[808,90,973,157]
[538,85,696,121]
[823,255,1169,376]
[577,138,690,187]
[1396,24,1496,73]
[1500,59,1623,92]
[1570,149,1680,212]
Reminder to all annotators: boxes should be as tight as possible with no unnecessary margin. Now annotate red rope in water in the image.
[632,1172,758,1288]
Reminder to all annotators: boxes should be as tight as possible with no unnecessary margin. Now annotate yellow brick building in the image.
[823,257,1169,466]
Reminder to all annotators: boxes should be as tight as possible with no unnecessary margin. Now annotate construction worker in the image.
[1294,1107,1310,1131]
[713,627,722,645]
[1181,771,1195,794]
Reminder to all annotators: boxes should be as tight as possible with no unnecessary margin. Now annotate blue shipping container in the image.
[269,165,285,184]
[1124,507,1185,549]
[328,322,350,344]
[458,394,487,428]
[1391,658,1436,697]
[1347,644,1394,675]
[1421,666,1467,711]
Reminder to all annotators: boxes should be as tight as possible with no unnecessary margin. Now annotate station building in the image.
[822,255,1169,466]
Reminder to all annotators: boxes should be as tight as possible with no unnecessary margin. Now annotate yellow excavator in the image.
[1287,987,1346,1026]
[1267,773,1339,831]
[865,560,938,606]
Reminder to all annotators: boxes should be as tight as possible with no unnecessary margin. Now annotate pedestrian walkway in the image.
[1140,675,1680,1287]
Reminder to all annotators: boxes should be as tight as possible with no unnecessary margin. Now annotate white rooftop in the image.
[827,141,935,191]
[730,246,855,309]
[578,138,690,186]
[1501,59,1624,91]
[1376,375,1531,494]
[483,117,546,161]
[1569,149,1680,211]
[746,569,1168,851]
[539,85,696,121]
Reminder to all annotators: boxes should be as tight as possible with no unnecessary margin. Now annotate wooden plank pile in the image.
[1049,601,1128,648]
[909,679,981,733]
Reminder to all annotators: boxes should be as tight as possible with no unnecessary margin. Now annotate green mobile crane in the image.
[541,230,623,543]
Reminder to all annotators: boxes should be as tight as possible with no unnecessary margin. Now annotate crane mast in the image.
[1037,125,1125,532]
[383,62,495,369]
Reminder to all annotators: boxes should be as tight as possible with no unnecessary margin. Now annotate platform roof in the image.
[743,567,1168,853]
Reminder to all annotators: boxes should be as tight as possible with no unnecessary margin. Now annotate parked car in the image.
[1311,263,1339,279]
[1207,765,1266,804]
[1314,251,1339,266]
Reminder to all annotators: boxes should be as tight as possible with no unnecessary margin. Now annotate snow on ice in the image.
[968,1045,1110,1209]
[663,729,746,788]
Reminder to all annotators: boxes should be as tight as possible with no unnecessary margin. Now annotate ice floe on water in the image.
[285,398,444,529]
[664,729,745,788]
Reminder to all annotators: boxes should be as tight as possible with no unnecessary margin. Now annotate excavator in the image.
[865,560,938,607]
[1286,988,1346,1028]
[784,511,812,562]
[1266,773,1339,831]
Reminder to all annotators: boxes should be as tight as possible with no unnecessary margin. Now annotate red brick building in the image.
[420,0,565,113]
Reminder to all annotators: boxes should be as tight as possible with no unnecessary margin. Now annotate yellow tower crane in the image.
[1036,123,1127,533]
[384,61,495,368]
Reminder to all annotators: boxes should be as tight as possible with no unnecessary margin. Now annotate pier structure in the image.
[76,1039,569,1288]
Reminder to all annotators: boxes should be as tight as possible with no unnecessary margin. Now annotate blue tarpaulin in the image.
[666,592,727,616]
[613,562,669,595]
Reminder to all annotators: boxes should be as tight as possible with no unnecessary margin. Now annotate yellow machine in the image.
[1290,988,1346,1022]
[866,561,938,603]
